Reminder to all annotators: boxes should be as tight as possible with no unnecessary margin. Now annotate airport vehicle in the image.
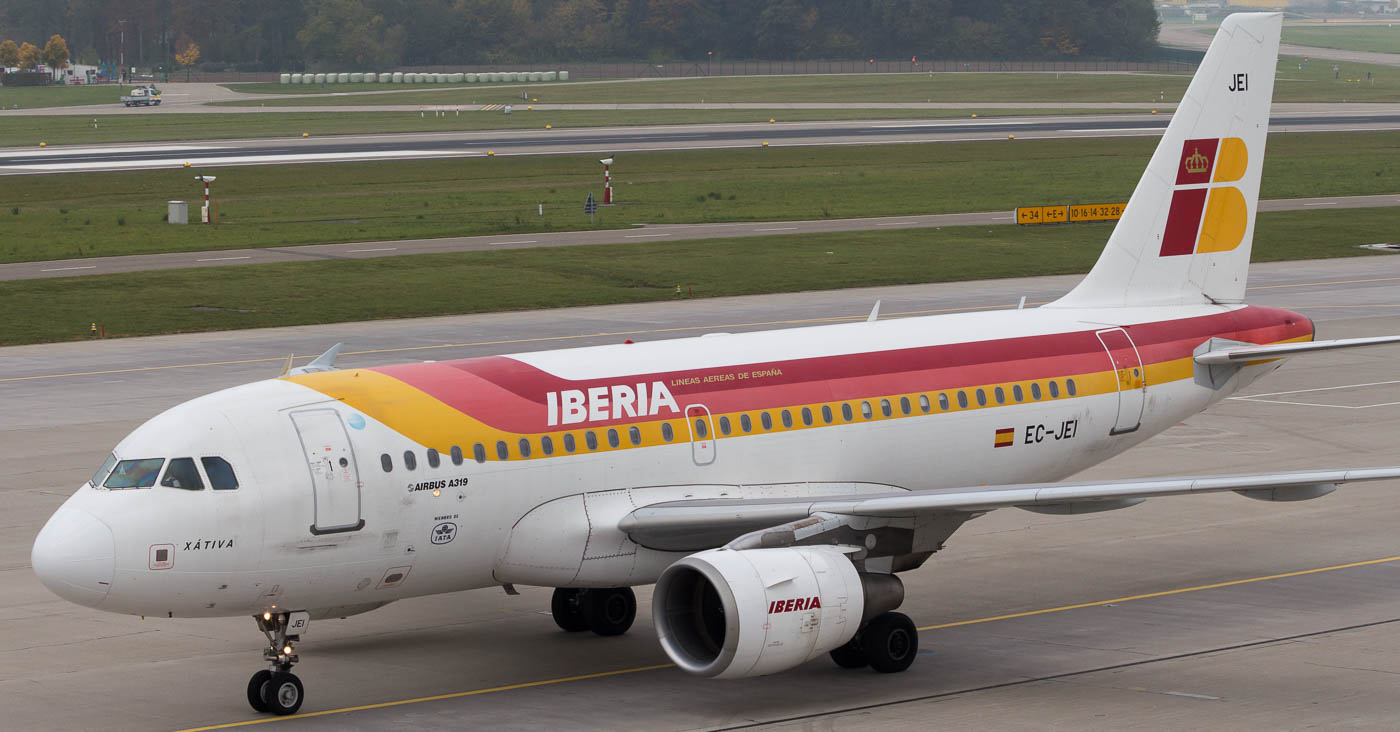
[31,13,1400,717]
[119,86,161,107]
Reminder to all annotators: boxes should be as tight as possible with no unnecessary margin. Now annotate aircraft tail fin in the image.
[1050,13,1281,309]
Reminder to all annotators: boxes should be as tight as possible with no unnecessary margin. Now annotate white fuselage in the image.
[32,302,1308,620]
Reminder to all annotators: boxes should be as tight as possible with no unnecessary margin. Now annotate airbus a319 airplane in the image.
[30,13,1400,717]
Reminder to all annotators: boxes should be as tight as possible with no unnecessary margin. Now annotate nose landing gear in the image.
[248,611,308,715]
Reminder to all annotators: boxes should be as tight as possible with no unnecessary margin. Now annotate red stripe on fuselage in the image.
[366,306,1311,433]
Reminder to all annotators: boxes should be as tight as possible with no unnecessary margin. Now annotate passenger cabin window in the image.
[761,412,773,430]
[694,419,709,438]
[740,415,752,433]
[586,431,599,450]
[427,448,441,469]
[1049,381,1060,398]
[1067,378,1078,396]
[450,445,464,466]
[822,405,834,424]
[994,387,1005,405]
[880,399,892,417]
[801,407,813,426]
[719,416,732,435]
[781,410,793,428]
[900,397,911,415]
[607,429,620,448]
[939,393,950,411]
[919,394,931,413]
[518,438,532,458]
[861,401,873,419]
[104,458,164,489]
[90,453,118,488]
[201,456,239,490]
[976,389,987,407]
[842,403,854,422]
[1013,385,1024,402]
[473,443,487,463]
[1031,383,1042,400]
[380,453,393,472]
[160,457,204,491]
[629,426,642,446]
[563,434,576,453]
[403,451,418,470]
[957,391,968,409]
[662,423,675,442]
[542,436,555,456]
[496,441,509,460]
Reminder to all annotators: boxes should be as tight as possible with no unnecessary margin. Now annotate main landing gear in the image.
[828,611,918,674]
[551,587,637,636]
[248,611,309,716]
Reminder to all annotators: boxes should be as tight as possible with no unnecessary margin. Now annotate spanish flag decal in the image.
[994,428,1015,448]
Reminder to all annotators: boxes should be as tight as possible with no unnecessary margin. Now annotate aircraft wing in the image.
[619,467,1400,551]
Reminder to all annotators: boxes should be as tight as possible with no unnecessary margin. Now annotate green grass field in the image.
[0,84,138,110]
[1,207,1390,346]
[217,57,1400,106]
[0,107,1128,149]
[1283,25,1400,55]
[0,132,1395,265]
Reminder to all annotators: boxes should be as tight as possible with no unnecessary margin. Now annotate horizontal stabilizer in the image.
[1194,335,1400,365]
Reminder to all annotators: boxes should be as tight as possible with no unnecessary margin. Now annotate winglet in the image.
[287,343,345,376]
[867,300,881,323]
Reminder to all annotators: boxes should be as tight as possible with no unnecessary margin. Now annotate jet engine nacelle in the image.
[652,546,866,679]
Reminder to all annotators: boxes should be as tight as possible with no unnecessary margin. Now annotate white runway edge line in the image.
[345,247,398,253]
[38,265,97,272]
[754,227,799,231]
[14,149,467,172]
[195,256,252,262]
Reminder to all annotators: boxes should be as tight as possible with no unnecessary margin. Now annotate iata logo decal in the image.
[431,522,457,545]
[769,596,821,614]
[1160,137,1249,258]
[545,381,680,426]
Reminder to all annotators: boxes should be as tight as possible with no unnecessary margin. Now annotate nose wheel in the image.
[249,611,308,715]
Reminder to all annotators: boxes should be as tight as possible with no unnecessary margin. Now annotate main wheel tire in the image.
[261,671,304,716]
[582,587,636,637]
[246,670,272,713]
[551,588,590,632]
[863,612,918,674]
[829,636,868,669]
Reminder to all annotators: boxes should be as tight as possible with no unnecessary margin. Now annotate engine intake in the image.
[653,546,896,679]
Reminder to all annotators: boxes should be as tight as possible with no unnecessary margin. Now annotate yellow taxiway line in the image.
[174,553,1400,731]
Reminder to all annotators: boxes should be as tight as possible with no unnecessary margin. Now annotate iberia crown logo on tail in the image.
[1159,137,1249,257]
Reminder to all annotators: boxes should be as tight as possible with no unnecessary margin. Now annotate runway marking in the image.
[1230,378,1400,409]
[916,554,1400,631]
[1304,202,1338,207]
[875,221,920,227]
[178,554,1400,730]
[344,247,397,253]
[754,226,799,232]
[196,256,252,262]
[171,664,675,731]
[623,233,671,238]
[1245,276,1400,291]
[38,265,96,272]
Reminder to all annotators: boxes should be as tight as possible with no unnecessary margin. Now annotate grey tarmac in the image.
[1,193,1396,282]
[3,111,1399,176]
[3,257,1400,730]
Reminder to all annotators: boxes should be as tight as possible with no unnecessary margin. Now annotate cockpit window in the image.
[201,456,239,491]
[90,453,118,488]
[104,458,165,489]
[160,457,205,491]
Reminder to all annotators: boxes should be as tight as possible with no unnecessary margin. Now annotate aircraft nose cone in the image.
[32,506,115,607]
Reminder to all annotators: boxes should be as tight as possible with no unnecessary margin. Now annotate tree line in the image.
[0,0,1160,72]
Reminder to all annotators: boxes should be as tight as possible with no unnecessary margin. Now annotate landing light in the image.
[282,645,293,655]
[263,611,272,621]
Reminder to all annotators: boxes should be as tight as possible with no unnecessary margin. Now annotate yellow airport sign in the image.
[1015,206,1045,225]
[1068,202,1127,222]
[1042,205,1068,224]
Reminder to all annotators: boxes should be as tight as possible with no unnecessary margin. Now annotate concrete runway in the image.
[2,193,1396,282]
[1160,22,1400,67]
[3,256,1400,730]
[3,111,1398,176]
